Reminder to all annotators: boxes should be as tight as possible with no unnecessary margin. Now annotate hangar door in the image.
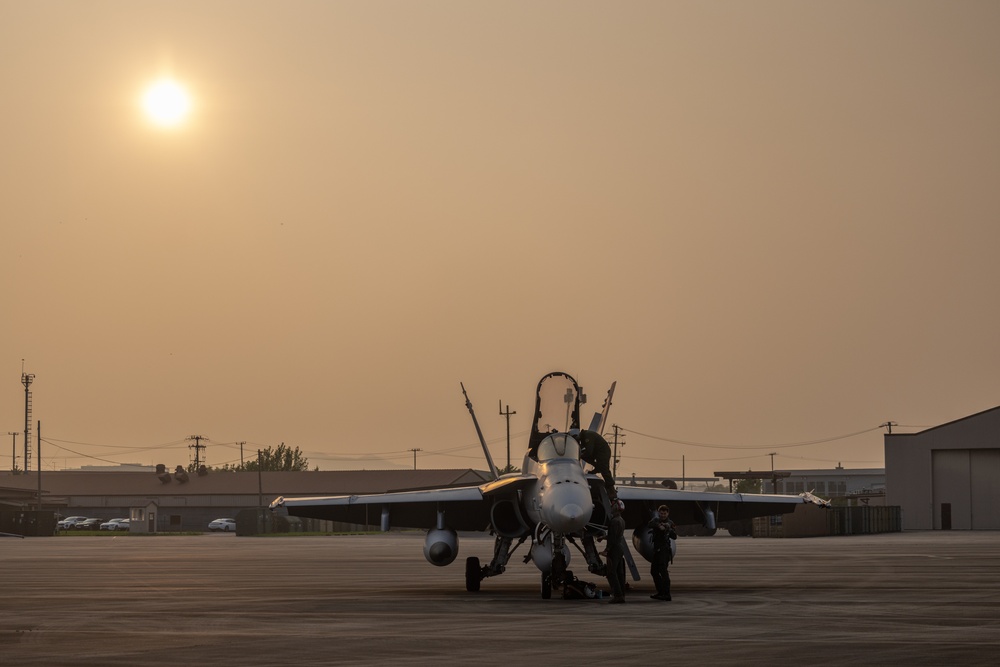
[932,449,1000,530]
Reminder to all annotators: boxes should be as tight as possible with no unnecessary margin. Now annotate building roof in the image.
[777,468,885,477]
[885,405,1000,437]
[0,469,492,502]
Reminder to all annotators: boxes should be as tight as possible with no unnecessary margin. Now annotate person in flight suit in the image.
[647,504,676,601]
[605,498,627,604]
[577,429,617,500]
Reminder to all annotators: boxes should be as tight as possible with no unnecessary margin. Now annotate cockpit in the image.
[535,433,580,462]
[527,372,584,459]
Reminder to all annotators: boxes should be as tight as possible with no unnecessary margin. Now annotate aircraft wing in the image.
[614,486,828,527]
[271,474,538,532]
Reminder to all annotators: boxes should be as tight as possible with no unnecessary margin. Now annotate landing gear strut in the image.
[539,535,569,599]
[465,534,526,592]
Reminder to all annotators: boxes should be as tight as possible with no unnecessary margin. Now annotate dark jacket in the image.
[647,516,676,552]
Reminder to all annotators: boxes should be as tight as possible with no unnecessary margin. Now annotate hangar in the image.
[885,406,1000,530]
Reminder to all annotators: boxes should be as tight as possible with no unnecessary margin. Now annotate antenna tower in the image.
[22,370,35,472]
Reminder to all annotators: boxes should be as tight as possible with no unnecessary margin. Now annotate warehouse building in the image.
[774,467,885,498]
[0,468,491,532]
[885,406,1000,530]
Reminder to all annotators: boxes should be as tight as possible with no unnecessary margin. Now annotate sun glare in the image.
[142,79,192,127]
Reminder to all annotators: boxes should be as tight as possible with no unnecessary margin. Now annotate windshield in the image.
[536,434,581,462]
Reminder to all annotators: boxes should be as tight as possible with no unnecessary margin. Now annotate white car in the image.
[58,516,88,530]
[100,518,129,531]
[208,518,237,532]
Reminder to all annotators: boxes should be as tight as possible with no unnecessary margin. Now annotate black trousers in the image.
[606,550,626,599]
[651,548,671,596]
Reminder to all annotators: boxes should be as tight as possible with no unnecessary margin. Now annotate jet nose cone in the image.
[561,504,585,522]
[548,504,588,532]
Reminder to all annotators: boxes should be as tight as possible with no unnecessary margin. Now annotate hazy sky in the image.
[3,2,998,479]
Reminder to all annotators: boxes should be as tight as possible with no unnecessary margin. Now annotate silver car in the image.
[100,518,128,531]
[208,518,237,532]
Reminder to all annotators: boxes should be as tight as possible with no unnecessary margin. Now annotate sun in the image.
[141,79,192,127]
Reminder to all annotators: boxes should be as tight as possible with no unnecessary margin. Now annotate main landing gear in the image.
[465,556,482,592]
[465,534,525,592]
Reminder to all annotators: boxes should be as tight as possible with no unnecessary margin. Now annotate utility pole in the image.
[610,424,624,477]
[499,400,516,471]
[8,432,18,473]
[187,435,209,470]
[409,448,422,470]
[238,441,246,468]
[257,449,263,507]
[768,452,777,493]
[22,368,34,472]
[36,420,42,510]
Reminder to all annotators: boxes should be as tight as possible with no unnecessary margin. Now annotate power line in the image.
[41,438,130,465]
[621,424,885,450]
[44,436,189,451]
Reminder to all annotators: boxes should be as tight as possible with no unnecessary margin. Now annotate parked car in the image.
[100,518,128,531]
[57,516,88,530]
[115,518,130,531]
[76,518,103,530]
[208,518,237,532]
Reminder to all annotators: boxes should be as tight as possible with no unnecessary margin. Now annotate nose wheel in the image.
[540,549,567,599]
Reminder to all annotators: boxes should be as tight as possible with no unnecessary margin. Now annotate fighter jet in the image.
[270,371,830,598]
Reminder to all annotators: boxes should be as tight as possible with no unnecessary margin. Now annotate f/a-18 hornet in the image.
[270,371,830,598]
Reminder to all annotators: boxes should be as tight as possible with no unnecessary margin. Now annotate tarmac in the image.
[1,531,999,666]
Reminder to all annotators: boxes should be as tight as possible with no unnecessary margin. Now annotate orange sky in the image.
[3,2,999,479]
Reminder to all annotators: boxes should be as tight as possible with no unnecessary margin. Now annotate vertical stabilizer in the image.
[588,381,616,434]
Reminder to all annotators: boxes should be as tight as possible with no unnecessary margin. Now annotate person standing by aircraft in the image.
[577,429,617,499]
[605,499,627,604]
[648,504,676,601]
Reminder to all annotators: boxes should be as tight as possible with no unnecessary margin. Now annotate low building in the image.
[773,467,885,498]
[0,468,491,532]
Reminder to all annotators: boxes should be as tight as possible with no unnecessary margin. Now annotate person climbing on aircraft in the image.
[605,498,627,604]
[648,504,677,601]
[576,429,617,499]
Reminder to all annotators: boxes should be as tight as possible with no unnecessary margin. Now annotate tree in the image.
[228,443,310,472]
[735,478,762,494]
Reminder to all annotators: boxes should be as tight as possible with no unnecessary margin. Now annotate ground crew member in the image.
[647,504,676,601]
[605,499,627,604]
[577,429,616,499]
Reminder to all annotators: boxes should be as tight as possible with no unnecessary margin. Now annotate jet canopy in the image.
[528,372,584,457]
